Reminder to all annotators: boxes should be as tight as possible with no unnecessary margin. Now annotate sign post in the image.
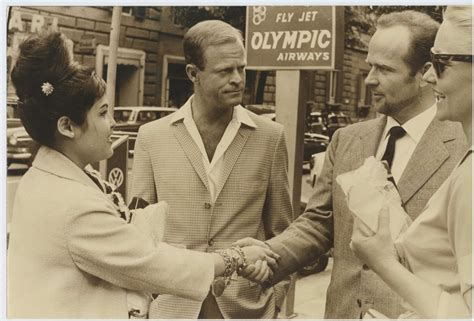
[106,6,122,108]
[246,6,343,318]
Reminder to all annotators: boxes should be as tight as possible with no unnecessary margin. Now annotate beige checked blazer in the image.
[267,116,467,318]
[7,146,215,318]
[131,106,293,319]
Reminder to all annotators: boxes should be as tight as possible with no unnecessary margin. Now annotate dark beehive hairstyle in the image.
[11,32,106,147]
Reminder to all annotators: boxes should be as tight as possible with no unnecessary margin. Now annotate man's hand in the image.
[233,237,269,249]
[233,238,279,283]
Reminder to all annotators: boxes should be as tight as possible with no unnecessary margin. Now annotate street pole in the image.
[100,6,123,191]
[106,6,121,109]
[275,69,309,318]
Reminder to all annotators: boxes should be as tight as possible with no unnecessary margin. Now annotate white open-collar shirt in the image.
[171,97,256,204]
[375,103,437,183]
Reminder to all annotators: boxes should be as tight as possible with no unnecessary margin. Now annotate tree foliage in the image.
[345,6,444,49]
[172,6,246,32]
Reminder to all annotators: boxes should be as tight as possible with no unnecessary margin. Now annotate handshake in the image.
[227,237,278,284]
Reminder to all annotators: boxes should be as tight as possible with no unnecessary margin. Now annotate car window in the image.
[338,116,348,125]
[160,110,176,118]
[329,116,338,124]
[137,111,160,122]
[114,110,133,123]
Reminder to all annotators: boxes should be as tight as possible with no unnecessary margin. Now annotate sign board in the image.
[246,6,343,70]
[91,134,129,201]
[77,34,97,53]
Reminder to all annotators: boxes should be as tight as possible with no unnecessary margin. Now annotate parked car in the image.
[307,111,327,135]
[7,118,38,167]
[303,133,329,165]
[307,151,326,188]
[244,104,276,121]
[326,111,352,139]
[245,105,328,166]
[113,106,178,156]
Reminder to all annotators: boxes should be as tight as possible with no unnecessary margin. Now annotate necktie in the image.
[381,126,406,170]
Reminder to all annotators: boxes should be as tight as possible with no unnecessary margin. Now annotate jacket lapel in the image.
[171,121,209,191]
[397,119,453,205]
[214,125,252,201]
[360,116,387,160]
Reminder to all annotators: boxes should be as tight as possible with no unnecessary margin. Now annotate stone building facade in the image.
[7,6,191,110]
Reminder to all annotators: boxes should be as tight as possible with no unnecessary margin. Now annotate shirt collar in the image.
[170,95,257,129]
[384,103,437,144]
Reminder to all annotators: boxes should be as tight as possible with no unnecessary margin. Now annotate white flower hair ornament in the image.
[41,82,54,96]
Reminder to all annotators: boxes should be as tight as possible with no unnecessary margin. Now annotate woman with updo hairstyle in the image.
[12,32,105,149]
[350,6,472,318]
[7,32,278,318]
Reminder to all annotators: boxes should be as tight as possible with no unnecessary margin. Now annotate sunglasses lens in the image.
[432,59,445,77]
[431,56,446,77]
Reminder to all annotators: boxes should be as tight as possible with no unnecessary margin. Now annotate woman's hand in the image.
[350,207,399,273]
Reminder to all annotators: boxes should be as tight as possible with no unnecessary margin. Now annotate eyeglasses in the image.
[430,48,473,77]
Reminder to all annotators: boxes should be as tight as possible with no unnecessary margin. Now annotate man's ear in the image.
[57,116,76,139]
[419,62,432,88]
[185,64,199,84]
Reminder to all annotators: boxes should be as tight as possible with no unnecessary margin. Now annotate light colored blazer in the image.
[7,146,215,319]
[267,116,467,318]
[132,106,293,319]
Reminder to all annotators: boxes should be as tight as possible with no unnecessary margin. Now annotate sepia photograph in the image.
[4,4,473,319]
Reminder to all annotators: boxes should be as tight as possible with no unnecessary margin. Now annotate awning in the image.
[104,56,141,67]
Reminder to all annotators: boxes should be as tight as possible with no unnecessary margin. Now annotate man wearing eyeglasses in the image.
[236,10,468,319]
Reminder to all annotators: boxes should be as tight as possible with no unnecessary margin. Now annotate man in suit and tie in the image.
[236,10,467,318]
[131,20,293,319]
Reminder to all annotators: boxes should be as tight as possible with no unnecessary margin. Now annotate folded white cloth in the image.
[336,156,412,240]
[131,201,168,245]
[127,201,169,318]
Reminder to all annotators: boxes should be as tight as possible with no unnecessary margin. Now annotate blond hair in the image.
[183,20,243,70]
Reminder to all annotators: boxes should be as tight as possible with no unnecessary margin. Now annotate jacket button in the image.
[362,264,370,270]
[208,238,214,246]
[204,202,211,209]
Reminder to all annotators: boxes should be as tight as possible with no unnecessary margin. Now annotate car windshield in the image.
[114,110,133,123]
[338,116,349,125]
[137,111,160,122]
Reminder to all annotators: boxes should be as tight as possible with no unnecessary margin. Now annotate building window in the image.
[96,45,146,107]
[171,8,182,26]
[326,70,343,108]
[357,71,372,117]
[162,55,193,108]
[357,71,372,107]
[122,7,133,16]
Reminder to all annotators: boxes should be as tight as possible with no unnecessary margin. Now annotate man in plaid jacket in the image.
[131,20,293,319]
